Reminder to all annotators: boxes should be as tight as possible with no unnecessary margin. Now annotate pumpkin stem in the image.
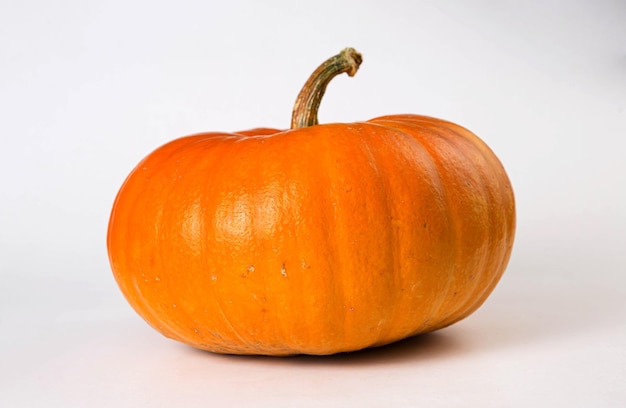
[291,47,363,129]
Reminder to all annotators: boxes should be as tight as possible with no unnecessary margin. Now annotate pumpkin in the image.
[107,48,515,356]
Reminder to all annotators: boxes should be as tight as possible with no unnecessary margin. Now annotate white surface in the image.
[1,0,625,406]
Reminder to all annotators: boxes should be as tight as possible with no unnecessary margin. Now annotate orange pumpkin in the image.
[107,48,515,355]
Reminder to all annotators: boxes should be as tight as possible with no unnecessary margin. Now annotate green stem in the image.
[290,48,363,129]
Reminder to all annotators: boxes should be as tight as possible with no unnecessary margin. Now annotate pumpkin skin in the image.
[107,113,515,356]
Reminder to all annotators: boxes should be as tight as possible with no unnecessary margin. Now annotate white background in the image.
[1,0,625,406]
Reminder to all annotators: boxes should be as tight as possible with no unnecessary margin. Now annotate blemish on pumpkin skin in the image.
[281,262,287,277]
